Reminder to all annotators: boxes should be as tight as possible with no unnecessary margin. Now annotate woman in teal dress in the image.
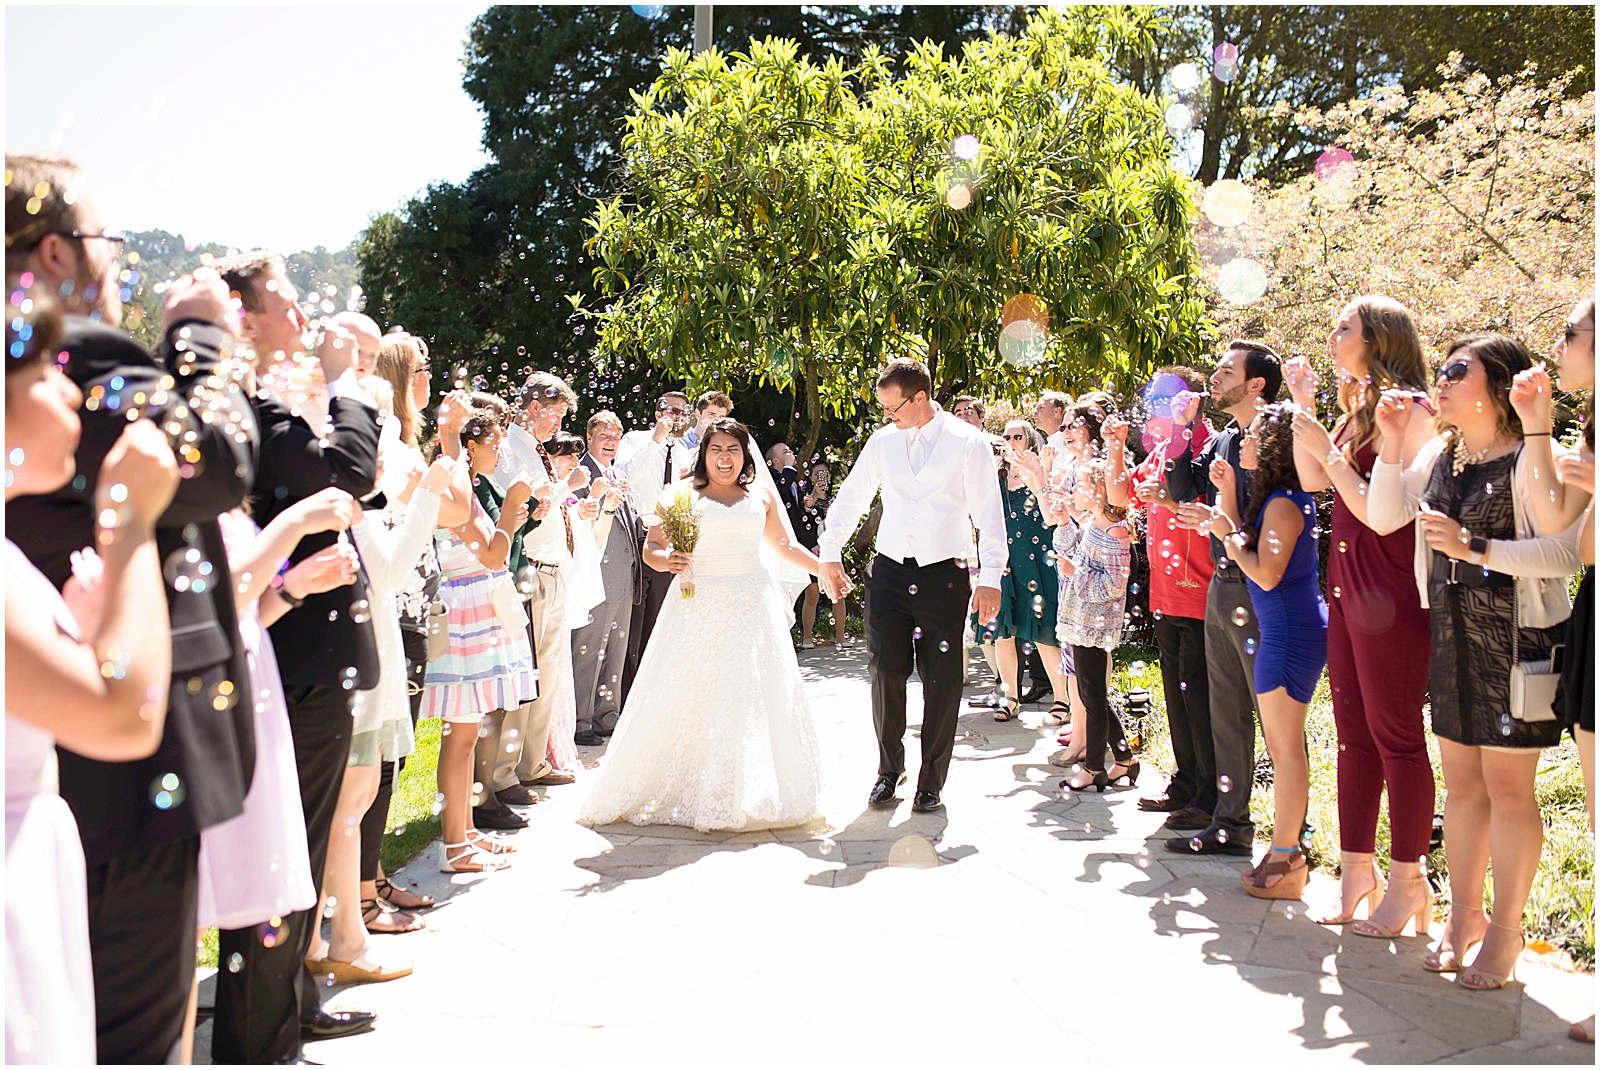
[976,419,1071,722]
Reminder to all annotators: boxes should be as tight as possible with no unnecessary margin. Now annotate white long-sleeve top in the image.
[615,429,695,518]
[496,422,571,567]
[818,408,1008,589]
[348,486,442,757]
[1367,437,1582,625]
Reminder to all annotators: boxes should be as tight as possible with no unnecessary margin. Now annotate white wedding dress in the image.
[578,491,823,832]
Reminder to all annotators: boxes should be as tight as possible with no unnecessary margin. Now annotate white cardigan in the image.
[1367,438,1583,627]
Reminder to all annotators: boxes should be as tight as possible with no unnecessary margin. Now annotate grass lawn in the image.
[1121,647,1594,969]
[198,719,444,969]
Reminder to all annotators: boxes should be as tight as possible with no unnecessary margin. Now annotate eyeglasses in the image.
[413,361,431,377]
[659,406,690,418]
[1435,361,1471,386]
[32,230,126,257]
[880,394,913,417]
[1561,324,1595,345]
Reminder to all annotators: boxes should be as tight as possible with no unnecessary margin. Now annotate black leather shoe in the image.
[472,804,527,830]
[496,784,538,806]
[911,790,944,814]
[1019,681,1053,704]
[595,723,616,737]
[301,1007,376,1040]
[966,691,1002,708]
[868,773,905,808]
[574,729,605,746]
[1163,805,1213,831]
[1137,789,1193,813]
[1163,825,1252,856]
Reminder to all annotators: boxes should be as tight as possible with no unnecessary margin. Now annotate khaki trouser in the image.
[494,566,567,790]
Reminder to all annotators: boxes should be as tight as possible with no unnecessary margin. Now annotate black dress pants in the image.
[360,629,428,882]
[213,684,353,1064]
[624,564,673,703]
[865,555,969,794]
[84,835,200,1063]
[1153,613,1216,812]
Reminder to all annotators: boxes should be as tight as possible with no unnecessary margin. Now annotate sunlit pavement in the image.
[197,644,1593,1064]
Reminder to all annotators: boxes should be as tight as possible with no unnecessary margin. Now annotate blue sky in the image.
[6,4,494,252]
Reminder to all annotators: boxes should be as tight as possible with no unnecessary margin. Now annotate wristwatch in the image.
[275,572,306,609]
[1469,535,1489,564]
[1324,448,1343,468]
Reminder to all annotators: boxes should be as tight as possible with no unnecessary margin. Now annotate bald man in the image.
[329,310,382,379]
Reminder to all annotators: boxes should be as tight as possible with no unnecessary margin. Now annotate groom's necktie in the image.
[662,445,673,486]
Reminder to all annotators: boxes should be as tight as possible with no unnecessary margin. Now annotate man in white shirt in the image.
[615,391,695,682]
[1036,389,1072,456]
[491,370,581,797]
[679,389,732,453]
[819,358,1006,815]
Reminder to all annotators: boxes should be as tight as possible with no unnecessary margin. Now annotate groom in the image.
[819,358,1007,813]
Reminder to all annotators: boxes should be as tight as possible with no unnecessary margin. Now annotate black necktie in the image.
[663,444,673,485]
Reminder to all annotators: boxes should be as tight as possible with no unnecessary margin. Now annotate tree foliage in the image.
[1200,57,1595,366]
[584,9,1208,462]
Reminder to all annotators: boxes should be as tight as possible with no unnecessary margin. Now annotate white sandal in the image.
[464,828,516,854]
[438,840,512,874]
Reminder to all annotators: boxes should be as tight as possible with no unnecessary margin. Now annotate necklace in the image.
[1451,435,1501,477]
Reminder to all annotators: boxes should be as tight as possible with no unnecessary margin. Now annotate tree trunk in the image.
[1197,7,1228,184]
[798,324,823,465]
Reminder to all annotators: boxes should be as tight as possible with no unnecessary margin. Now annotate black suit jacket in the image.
[8,317,258,865]
[578,452,645,605]
[1162,419,1250,570]
[253,391,381,688]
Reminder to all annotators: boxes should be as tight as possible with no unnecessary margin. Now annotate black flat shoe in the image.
[1163,805,1212,830]
[1163,825,1253,856]
[301,1007,376,1040]
[868,773,906,808]
[1019,682,1053,704]
[472,804,528,830]
[911,790,943,813]
[573,729,605,746]
[1137,790,1193,813]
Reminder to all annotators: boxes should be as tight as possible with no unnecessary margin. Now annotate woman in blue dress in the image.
[1191,404,1328,901]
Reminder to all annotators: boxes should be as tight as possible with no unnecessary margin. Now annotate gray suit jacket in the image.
[579,452,645,604]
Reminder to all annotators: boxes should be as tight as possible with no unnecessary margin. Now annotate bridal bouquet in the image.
[654,486,704,599]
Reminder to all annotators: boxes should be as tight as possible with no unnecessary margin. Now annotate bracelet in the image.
[276,581,306,609]
[1324,448,1344,467]
[1524,431,1551,437]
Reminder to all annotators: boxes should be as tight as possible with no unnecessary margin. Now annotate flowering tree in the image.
[1196,55,1594,371]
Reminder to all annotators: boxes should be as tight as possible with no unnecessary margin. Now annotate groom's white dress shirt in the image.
[819,407,1009,590]
[495,421,569,567]
[615,428,694,516]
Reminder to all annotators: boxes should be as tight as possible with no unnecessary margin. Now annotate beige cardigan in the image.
[1367,438,1584,627]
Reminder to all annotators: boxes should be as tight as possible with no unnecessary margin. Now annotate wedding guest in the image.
[212,255,381,1063]
[1185,406,1327,899]
[681,389,734,452]
[1284,296,1437,931]
[7,154,259,1063]
[203,490,361,947]
[303,456,452,982]
[5,295,175,1064]
[1039,401,1106,749]
[492,371,583,797]
[951,395,987,431]
[354,335,470,924]
[1049,458,1135,790]
[540,430,609,772]
[767,442,816,644]
[1369,333,1584,988]
[978,421,1069,722]
[574,411,644,743]
[1161,340,1282,857]
[425,406,537,872]
[1105,369,1218,832]
[1514,296,1596,1041]
[617,391,696,678]
[1035,390,1070,452]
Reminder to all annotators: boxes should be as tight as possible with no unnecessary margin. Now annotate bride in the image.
[578,418,825,832]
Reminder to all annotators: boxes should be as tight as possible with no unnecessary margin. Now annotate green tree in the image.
[584,9,1208,462]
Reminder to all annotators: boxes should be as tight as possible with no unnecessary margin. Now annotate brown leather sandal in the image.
[1242,847,1308,900]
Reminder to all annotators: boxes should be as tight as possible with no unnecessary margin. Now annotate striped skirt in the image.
[422,569,538,723]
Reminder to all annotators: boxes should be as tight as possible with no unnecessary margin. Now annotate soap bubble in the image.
[1217,259,1268,305]
[952,134,981,161]
[1169,63,1200,92]
[1203,180,1253,228]
[1164,103,1193,132]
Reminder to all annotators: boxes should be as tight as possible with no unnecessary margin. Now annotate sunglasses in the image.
[1561,324,1595,345]
[1435,361,1470,386]
[1002,432,1028,441]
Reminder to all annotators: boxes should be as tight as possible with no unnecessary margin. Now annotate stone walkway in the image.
[200,645,1593,1064]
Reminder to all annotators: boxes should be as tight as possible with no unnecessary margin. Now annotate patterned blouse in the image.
[1054,517,1132,651]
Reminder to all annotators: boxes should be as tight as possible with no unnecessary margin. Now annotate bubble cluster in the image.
[1213,42,1241,82]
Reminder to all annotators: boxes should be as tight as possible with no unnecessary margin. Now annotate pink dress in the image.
[5,540,95,1064]
[544,629,581,774]
[195,511,316,929]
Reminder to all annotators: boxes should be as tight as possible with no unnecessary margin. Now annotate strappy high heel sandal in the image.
[1106,759,1140,788]
[994,697,1021,723]
[1311,863,1386,925]
[1242,846,1308,900]
[464,828,516,855]
[1458,920,1525,991]
[438,840,512,874]
[1063,769,1110,793]
[1351,874,1432,938]
[1422,901,1487,972]
[1042,701,1071,727]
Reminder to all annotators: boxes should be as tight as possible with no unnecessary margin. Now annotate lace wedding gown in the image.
[578,492,823,832]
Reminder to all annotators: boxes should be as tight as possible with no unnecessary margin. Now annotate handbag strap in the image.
[1511,588,1520,667]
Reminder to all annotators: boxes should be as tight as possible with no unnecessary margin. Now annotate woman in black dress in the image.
[1370,333,1584,992]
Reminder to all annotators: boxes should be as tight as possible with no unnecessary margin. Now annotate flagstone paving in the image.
[197,644,1594,1064]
